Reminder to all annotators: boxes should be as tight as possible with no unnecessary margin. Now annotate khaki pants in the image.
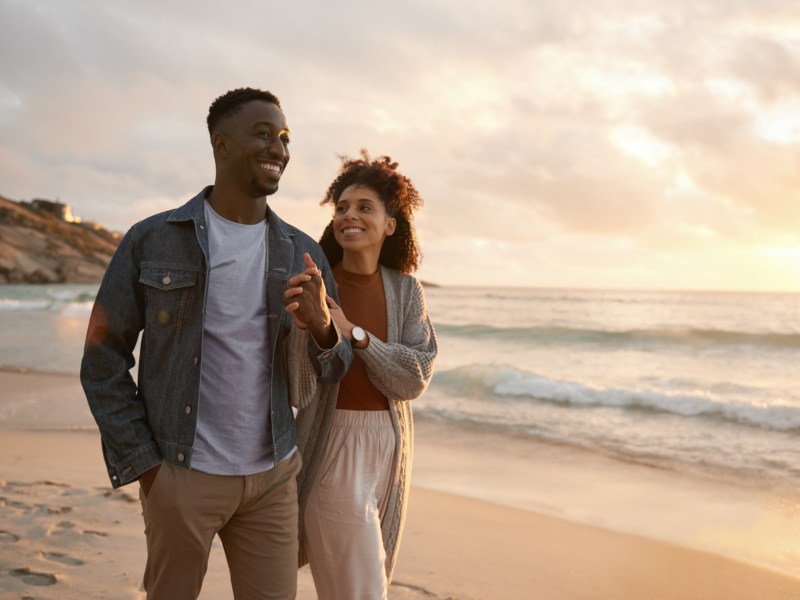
[139,451,302,600]
[303,410,394,600]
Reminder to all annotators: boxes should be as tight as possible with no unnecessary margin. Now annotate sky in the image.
[1,0,799,292]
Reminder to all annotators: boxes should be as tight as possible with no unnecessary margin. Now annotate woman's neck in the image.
[341,251,380,275]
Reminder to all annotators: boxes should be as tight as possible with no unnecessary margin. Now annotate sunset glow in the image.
[0,1,798,292]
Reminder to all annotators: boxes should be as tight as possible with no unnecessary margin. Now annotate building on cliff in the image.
[21,199,80,223]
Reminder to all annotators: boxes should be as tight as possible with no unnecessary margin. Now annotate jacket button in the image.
[193,356,199,365]
[162,275,171,285]
[184,406,192,415]
[177,453,185,462]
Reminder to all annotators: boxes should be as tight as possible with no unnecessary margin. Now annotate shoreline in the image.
[411,415,800,580]
[2,370,800,598]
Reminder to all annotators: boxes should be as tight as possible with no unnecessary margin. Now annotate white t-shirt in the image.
[191,200,274,475]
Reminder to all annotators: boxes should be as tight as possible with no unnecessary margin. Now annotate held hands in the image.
[284,253,336,347]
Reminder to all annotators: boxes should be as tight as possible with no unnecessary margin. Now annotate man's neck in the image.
[207,185,267,224]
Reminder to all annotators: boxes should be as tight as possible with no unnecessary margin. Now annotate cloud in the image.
[1,0,798,291]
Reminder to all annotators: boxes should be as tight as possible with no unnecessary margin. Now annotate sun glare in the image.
[764,245,800,269]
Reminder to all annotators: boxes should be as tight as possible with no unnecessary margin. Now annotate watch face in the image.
[352,326,366,342]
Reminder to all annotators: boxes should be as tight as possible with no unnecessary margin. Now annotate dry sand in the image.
[1,370,799,599]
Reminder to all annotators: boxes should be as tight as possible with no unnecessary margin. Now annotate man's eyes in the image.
[255,131,290,145]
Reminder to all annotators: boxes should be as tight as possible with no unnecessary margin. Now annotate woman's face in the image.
[333,184,396,258]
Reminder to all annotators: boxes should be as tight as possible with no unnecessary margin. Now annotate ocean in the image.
[1,283,798,490]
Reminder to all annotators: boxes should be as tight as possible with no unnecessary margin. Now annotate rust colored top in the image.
[334,263,389,410]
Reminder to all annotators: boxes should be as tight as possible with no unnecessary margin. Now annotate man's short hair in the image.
[207,88,281,135]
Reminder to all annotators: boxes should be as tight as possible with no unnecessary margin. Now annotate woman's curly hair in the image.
[319,150,423,274]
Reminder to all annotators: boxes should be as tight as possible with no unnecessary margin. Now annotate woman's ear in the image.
[385,217,397,236]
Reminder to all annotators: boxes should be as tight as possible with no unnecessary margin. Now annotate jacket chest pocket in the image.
[140,266,199,329]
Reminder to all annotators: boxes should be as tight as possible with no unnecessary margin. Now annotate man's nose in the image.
[268,137,288,159]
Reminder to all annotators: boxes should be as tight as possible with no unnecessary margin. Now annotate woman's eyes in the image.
[336,204,372,213]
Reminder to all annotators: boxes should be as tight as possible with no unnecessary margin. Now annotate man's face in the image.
[216,100,291,198]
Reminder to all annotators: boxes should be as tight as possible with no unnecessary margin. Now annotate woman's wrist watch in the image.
[351,326,368,348]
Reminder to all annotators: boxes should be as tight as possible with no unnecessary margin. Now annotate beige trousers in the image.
[139,451,302,600]
[303,409,395,600]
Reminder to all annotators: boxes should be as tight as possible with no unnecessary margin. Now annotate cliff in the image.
[0,193,442,287]
[0,194,120,284]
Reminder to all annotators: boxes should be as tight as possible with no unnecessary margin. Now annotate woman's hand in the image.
[325,294,352,336]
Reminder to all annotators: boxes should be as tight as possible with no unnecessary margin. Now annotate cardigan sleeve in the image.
[358,277,438,401]
[284,326,321,409]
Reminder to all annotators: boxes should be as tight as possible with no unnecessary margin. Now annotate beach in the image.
[2,370,799,600]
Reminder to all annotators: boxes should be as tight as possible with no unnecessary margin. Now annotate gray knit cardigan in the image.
[285,266,438,581]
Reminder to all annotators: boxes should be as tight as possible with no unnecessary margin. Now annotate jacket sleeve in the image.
[79,227,161,488]
[359,277,438,401]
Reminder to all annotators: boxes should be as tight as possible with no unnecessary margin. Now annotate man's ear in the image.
[211,131,228,157]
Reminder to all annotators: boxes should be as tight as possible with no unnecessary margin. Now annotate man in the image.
[81,87,351,599]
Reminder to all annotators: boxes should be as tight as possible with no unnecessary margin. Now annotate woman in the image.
[286,151,438,599]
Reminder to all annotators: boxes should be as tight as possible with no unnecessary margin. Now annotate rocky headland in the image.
[0,193,441,287]
[0,194,120,284]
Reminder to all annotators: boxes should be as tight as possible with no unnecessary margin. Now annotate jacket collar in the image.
[167,186,297,239]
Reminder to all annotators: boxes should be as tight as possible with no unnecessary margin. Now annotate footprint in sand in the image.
[0,496,34,511]
[43,504,73,514]
[46,520,75,536]
[40,480,70,488]
[1,500,72,515]
[101,489,139,504]
[42,551,85,566]
[0,530,20,542]
[83,529,109,537]
[392,581,441,598]
[10,567,57,586]
[46,521,109,538]
[5,480,69,489]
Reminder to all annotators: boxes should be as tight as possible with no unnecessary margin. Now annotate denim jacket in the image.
[80,187,351,488]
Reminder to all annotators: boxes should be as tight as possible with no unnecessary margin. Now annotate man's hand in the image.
[139,464,161,498]
[284,253,337,348]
